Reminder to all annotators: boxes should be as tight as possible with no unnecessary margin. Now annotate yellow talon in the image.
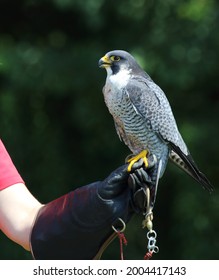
[127,150,149,172]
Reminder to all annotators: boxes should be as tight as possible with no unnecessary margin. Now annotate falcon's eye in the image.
[111,55,121,62]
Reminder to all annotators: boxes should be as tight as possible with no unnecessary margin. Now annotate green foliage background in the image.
[0,0,218,259]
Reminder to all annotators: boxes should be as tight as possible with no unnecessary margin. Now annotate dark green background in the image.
[0,0,218,259]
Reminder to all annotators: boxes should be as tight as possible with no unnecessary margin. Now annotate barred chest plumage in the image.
[103,73,168,162]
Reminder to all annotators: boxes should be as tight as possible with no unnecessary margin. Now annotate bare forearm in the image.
[0,183,42,250]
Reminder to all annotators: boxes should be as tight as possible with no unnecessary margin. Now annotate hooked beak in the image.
[98,55,112,68]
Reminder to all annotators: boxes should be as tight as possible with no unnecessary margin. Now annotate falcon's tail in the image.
[148,159,163,209]
[169,143,214,193]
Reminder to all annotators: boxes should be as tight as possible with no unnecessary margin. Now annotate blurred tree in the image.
[0,0,218,259]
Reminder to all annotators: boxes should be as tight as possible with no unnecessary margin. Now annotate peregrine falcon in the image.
[98,50,213,208]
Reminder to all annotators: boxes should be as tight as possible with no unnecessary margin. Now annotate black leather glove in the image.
[129,155,157,213]
[30,162,154,260]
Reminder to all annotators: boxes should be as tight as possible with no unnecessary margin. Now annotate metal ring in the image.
[147,229,157,239]
[153,246,159,253]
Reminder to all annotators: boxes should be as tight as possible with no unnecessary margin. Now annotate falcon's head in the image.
[98,50,142,76]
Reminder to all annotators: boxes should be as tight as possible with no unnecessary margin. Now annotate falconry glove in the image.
[30,161,155,260]
[129,155,157,213]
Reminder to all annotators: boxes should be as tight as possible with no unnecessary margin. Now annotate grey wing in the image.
[126,76,188,154]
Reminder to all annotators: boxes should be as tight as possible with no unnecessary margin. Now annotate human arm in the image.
[0,139,42,251]
[0,183,42,250]
[0,139,153,259]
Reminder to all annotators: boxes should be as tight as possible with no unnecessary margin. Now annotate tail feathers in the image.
[169,143,214,193]
[148,159,163,209]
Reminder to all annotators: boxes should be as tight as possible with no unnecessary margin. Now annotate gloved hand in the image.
[0,138,156,259]
[30,160,155,260]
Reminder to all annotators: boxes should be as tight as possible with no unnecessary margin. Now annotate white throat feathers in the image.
[106,68,131,89]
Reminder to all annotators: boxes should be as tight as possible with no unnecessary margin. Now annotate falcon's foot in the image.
[127,150,149,172]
